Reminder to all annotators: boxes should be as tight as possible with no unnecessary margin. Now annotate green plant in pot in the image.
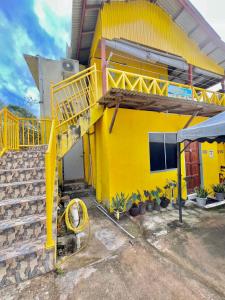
[164,180,177,207]
[111,193,132,220]
[151,187,162,211]
[136,190,146,215]
[194,187,208,207]
[144,190,154,212]
[129,193,140,217]
[212,184,225,201]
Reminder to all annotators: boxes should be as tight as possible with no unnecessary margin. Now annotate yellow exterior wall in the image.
[91,108,223,206]
[91,0,224,76]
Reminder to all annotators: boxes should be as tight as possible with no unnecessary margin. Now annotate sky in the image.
[0,0,72,115]
[0,0,225,116]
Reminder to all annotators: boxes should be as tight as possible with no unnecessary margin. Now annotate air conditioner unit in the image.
[61,59,79,78]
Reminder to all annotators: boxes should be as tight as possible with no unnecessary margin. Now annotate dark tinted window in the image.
[149,133,177,171]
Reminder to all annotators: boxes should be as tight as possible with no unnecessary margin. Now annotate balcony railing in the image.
[106,68,225,106]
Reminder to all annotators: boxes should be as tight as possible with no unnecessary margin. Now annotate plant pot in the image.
[113,210,124,220]
[146,200,154,212]
[160,197,170,208]
[139,202,146,215]
[153,200,161,211]
[129,205,140,217]
[196,197,207,207]
[215,192,224,201]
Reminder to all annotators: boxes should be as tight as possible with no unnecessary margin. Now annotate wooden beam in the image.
[161,105,182,112]
[86,4,101,11]
[183,110,200,129]
[136,101,157,110]
[81,30,94,35]
[109,100,121,133]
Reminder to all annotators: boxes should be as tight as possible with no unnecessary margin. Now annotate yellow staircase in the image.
[0,64,103,287]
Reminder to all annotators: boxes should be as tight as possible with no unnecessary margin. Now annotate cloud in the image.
[34,0,72,52]
[0,0,71,116]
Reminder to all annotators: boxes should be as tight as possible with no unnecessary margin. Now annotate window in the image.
[149,133,177,171]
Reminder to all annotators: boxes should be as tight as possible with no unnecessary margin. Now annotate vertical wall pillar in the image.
[177,142,183,223]
[101,38,107,96]
[188,64,193,86]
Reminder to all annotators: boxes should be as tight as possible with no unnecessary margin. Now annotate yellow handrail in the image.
[106,68,225,106]
[51,64,98,132]
[45,119,57,249]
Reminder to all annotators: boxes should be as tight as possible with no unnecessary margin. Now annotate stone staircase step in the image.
[0,179,45,201]
[0,167,45,184]
[0,195,46,221]
[0,155,45,170]
[0,235,54,288]
[0,214,46,249]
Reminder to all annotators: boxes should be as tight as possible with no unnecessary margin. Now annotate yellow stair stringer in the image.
[57,103,103,158]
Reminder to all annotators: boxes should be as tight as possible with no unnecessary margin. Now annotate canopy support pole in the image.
[177,142,183,223]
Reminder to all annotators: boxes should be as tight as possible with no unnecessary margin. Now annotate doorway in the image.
[63,139,84,181]
[184,141,201,194]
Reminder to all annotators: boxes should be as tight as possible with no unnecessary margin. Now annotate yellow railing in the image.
[51,64,98,133]
[0,108,19,155]
[19,118,52,147]
[106,68,225,106]
[0,108,52,156]
[45,119,57,249]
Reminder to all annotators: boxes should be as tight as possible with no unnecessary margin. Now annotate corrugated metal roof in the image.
[70,0,225,70]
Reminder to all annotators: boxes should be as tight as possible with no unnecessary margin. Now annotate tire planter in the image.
[146,200,154,212]
[129,204,140,217]
[139,202,146,215]
[215,192,224,201]
[153,200,161,211]
[196,197,207,207]
[160,197,170,208]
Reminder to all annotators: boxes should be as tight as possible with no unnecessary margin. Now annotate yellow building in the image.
[68,0,225,208]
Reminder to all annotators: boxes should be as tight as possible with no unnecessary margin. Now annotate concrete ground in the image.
[1,198,225,300]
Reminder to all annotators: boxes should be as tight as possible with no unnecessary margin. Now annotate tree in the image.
[7,104,36,118]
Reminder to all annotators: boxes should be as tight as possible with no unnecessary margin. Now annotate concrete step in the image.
[0,167,45,184]
[0,195,46,221]
[0,179,45,201]
[0,235,54,288]
[0,214,46,249]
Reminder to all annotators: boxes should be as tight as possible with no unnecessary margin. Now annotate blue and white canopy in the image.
[177,111,225,143]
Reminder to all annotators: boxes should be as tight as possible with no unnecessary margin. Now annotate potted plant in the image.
[194,187,208,207]
[160,193,170,208]
[164,180,177,207]
[151,187,162,211]
[136,190,146,215]
[129,193,140,217]
[144,190,154,212]
[111,193,132,220]
[212,184,224,201]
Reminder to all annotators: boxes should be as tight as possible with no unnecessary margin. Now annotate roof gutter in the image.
[105,39,189,71]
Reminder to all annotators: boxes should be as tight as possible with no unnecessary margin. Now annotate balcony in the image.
[100,68,225,117]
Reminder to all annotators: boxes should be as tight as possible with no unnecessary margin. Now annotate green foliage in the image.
[164,180,177,190]
[7,104,36,118]
[112,193,132,212]
[144,190,152,200]
[0,99,4,109]
[194,187,208,198]
[212,184,225,193]
[150,187,162,205]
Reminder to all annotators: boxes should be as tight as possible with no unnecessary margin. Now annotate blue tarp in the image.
[177,111,225,143]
